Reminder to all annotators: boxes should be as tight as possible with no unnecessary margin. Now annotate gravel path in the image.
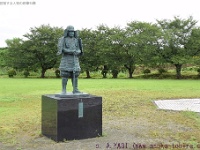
[0,117,167,150]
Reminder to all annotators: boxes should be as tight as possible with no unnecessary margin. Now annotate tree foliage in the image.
[3,16,200,79]
[124,21,162,77]
[79,28,102,78]
[5,38,30,70]
[156,16,197,79]
[186,27,200,65]
[0,47,8,68]
[23,25,63,78]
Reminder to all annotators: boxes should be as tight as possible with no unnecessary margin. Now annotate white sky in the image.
[0,0,200,47]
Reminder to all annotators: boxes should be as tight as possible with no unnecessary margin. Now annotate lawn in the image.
[0,78,200,149]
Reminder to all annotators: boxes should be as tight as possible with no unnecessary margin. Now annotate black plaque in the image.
[41,94,102,142]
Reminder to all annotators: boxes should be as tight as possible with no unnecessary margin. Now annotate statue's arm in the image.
[57,37,64,55]
[62,38,82,56]
[78,38,83,56]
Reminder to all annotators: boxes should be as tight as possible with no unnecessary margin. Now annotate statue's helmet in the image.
[66,25,74,31]
[64,25,75,37]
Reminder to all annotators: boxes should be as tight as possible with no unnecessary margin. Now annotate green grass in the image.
[0,78,200,146]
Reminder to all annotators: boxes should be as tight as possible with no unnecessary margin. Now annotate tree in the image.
[23,25,63,78]
[95,24,115,78]
[124,21,162,78]
[107,26,127,78]
[157,16,197,79]
[0,47,8,68]
[186,27,200,66]
[5,38,30,70]
[6,25,63,78]
[80,25,115,78]
[79,28,102,78]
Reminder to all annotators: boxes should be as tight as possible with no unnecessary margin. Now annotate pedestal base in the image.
[41,94,102,142]
[55,92,90,98]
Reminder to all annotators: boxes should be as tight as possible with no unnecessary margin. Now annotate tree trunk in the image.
[41,68,47,78]
[174,64,182,79]
[124,64,134,78]
[102,72,107,78]
[112,69,119,78]
[101,65,108,78]
[86,70,91,78]
[128,69,133,78]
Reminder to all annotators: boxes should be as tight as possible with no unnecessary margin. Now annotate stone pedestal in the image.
[41,94,102,142]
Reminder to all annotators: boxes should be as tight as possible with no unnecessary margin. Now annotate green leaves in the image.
[6,25,63,78]
[157,16,198,78]
[3,17,200,79]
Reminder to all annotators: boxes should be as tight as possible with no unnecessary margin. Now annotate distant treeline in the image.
[0,16,200,79]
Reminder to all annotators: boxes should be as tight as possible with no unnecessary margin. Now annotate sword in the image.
[73,52,76,94]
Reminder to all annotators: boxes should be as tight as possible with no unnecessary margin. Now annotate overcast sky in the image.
[0,0,200,47]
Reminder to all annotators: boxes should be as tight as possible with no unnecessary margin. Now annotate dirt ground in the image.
[1,115,198,150]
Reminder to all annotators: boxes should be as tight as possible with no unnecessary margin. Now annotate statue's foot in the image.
[61,91,66,95]
[73,90,81,94]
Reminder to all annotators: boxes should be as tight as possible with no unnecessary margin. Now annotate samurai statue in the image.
[57,25,83,94]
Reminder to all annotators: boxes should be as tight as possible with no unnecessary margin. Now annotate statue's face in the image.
[68,31,74,37]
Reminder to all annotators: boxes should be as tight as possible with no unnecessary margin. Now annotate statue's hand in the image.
[73,49,82,55]
[73,51,78,55]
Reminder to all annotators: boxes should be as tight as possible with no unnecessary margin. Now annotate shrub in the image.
[23,70,30,78]
[101,70,108,78]
[197,68,200,75]
[143,69,151,74]
[55,69,60,78]
[158,68,167,74]
[8,69,16,78]
[111,69,119,78]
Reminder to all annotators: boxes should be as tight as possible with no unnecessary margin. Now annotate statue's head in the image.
[64,25,75,38]
[66,25,74,32]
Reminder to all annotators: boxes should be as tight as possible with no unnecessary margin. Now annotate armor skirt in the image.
[59,54,81,72]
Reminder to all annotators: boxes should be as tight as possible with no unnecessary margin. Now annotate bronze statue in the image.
[57,25,83,94]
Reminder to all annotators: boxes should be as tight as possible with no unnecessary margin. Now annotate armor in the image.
[57,25,83,94]
[59,37,81,72]
[66,25,74,31]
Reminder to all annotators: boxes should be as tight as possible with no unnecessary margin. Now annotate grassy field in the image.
[0,78,200,149]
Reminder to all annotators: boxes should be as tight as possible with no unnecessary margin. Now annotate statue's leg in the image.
[60,71,70,94]
[61,77,68,94]
[72,71,81,93]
